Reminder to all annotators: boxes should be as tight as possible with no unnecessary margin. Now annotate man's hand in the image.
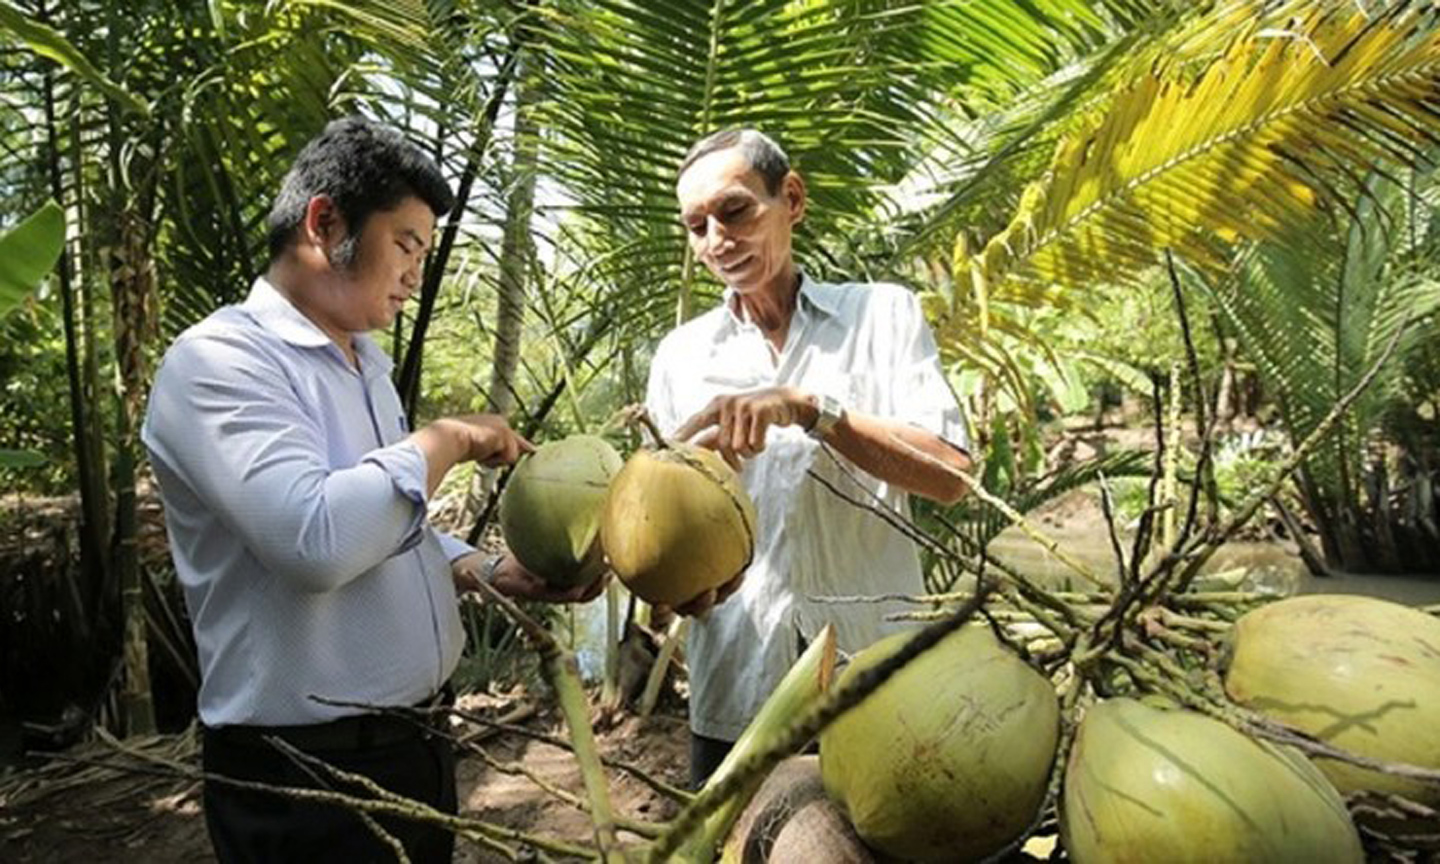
[436,414,534,467]
[452,551,608,604]
[412,414,533,497]
[675,387,817,469]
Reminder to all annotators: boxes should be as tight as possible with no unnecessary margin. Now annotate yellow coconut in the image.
[600,444,756,608]
[1222,594,1440,804]
[1060,697,1363,864]
[498,435,622,589]
[819,624,1059,863]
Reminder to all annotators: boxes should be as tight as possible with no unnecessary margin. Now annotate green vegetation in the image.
[2,0,1437,741]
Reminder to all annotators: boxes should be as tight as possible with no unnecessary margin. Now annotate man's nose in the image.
[703,216,732,254]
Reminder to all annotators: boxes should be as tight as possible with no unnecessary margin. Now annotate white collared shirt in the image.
[142,277,469,727]
[646,276,969,740]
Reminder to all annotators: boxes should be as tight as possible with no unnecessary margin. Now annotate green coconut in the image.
[1222,594,1440,804]
[1060,698,1363,864]
[498,435,622,589]
[600,443,757,608]
[819,624,1060,863]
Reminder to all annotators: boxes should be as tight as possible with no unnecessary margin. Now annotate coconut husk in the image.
[723,756,873,864]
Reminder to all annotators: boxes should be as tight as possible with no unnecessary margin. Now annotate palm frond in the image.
[953,3,1440,315]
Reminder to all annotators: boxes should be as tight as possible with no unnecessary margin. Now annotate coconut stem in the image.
[638,617,687,718]
[472,579,628,862]
[443,705,694,804]
[614,403,671,449]
[809,447,1082,632]
[68,730,593,861]
[887,439,1107,590]
[469,742,664,839]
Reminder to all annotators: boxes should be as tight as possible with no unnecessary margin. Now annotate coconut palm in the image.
[527,0,1165,342]
[1215,168,1440,573]
[930,1,1440,572]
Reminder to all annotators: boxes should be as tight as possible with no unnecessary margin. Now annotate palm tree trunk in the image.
[104,0,158,729]
[396,48,521,422]
[486,52,540,416]
[109,203,158,735]
[39,19,107,640]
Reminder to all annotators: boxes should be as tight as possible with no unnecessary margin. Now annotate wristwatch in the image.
[806,393,846,441]
[480,553,505,587]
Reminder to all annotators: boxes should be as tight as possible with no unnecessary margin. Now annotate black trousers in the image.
[201,710,457,864]
[690,732,736,789]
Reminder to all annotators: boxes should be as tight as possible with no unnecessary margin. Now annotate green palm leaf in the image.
[0,200,63,317]
[0,0,147,115]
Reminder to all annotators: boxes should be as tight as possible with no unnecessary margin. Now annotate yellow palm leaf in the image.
[954,3,1440,308]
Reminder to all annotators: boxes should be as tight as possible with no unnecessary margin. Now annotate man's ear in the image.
[783,171,807,225]
[301,195,346,249]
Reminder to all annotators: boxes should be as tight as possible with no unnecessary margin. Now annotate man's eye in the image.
[687,222,706,236]
[721,204,749,222]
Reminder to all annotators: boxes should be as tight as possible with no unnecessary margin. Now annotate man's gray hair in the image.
[678,128,791,194]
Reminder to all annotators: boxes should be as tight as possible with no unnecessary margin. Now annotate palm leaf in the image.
[954,3,1440,311]
[1212,167,1440,503]
[0,199,62,317]
[0,0,147,115]
[529,0,1157,345]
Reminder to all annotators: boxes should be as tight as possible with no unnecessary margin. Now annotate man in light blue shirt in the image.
[143,117,600,863]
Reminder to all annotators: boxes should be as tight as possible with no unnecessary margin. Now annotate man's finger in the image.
[746,411,765,453]
[717,399,737,450]
[675,403,719,442]
[690,427,722,450]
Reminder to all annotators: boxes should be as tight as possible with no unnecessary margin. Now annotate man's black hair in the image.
[677,128,791,195]
[266,116,456,263]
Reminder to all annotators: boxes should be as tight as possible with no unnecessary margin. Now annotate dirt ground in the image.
[0,692,692,863]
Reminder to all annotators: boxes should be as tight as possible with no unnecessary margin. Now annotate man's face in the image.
[328,195,435,333]
[677,148,801,294]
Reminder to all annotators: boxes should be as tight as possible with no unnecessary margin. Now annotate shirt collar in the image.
[720,270,841,332]
[242,276,333,349]
[241,276,394,378]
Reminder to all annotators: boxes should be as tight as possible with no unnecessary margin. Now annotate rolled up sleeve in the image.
[143,332,427,593]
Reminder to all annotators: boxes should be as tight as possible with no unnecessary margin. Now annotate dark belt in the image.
[204,684,455,753]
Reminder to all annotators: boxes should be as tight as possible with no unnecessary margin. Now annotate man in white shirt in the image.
[143,117,601,863]
[647,128,973,786]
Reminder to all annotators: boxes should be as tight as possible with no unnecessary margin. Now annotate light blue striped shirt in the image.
[142,277,469,726]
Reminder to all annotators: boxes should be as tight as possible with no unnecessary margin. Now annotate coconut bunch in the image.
[656,556,1437,863]
[497,431,756,607]
[473,457,1440,864]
